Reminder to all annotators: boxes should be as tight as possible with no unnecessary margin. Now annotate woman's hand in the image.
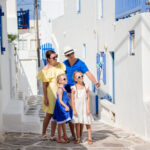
[73,110,78,117]
[65,106,69,111]
[87,110,91,115]
[44,98,49,106]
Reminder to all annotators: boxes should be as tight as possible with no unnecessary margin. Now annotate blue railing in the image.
[17,10,30,29]
[41,43,55,66]
[115,0,150,20]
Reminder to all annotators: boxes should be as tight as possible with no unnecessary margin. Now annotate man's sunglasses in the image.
[77,75,84,79]
[50,54,58,60]
[66,52,74,57]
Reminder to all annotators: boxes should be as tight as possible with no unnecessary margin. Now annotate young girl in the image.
[71,71,93,145]
[52,74,72,143]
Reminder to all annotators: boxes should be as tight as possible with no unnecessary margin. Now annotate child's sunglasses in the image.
[61,77,67,81]
[77,75,84,79]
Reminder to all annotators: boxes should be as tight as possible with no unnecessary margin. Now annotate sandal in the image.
[49,135,57,141]
[74,138,81,144]
[62,136,70,143]
[56,138,67,143]
[41,135,48,141]
[88,139,93,145]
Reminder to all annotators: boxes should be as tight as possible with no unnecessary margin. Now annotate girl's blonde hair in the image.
[73,71,85,86]
[57,73,66,84]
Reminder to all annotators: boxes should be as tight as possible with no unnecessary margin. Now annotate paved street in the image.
[0,96,150,150]
[1,120,150,150]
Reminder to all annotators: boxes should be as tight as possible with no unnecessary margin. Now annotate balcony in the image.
[115,0,150,21]
[17,10,30,29]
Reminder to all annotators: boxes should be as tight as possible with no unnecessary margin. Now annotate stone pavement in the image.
[1,96,150,150]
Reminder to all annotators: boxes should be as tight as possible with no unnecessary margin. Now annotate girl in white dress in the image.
[71,71,92,144]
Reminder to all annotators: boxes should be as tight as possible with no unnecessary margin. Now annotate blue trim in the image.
[83,43,86,59]
[129,30,135,56]
[101,0,104,18]
[96,53,101,81]
[112,52,115,104]
[96,95,99,114]
[102,53,106,84]
[92,83,96,93]
[41,43,55,66]
[0,7,5,55]
[77,0,81,13]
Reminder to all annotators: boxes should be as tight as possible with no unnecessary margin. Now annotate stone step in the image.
[3,100,41,133]
[22,115,42,134]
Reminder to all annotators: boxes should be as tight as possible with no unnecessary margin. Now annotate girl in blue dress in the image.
[52,73,72,143]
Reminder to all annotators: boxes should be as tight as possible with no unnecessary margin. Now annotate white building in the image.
[0,0,18,137]
[0,0,41,136]
[52,0,150,140]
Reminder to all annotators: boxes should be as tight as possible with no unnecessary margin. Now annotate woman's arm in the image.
[85,71,100,88]
[86,87,91,115]
[43,82,49,106]
[71,88,77,116]
[58,88,69,111]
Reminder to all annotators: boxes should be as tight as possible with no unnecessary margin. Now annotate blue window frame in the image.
[0,7,5,54]
[111,52,115,104]
[129,30,135,56]
[96,52,106,84]
[83,43,86,59]
[76,0,81,13]
[100,0,104,18]
[17,10,30,29]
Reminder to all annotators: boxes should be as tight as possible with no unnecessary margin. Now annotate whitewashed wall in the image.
[40,0,64,45]
[0,0,10,130]
[6,0,18,34]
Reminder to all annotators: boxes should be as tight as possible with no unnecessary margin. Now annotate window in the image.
[83,43,86,59]
[129,30,135,56]
[76,0,81,13]
[0,7,5,54]
[17,10,30,29]
[97,0,103,19]
[19,40,27,51]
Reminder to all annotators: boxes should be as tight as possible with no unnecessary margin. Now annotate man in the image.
[63,46,100,141]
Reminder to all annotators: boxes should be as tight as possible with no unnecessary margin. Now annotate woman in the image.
[37,50,66,140]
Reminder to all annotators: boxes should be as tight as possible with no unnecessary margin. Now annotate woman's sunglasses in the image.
[50,54,58,60]
[77,75,84,79]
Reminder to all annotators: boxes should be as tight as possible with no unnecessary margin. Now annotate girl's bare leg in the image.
[80,124,84,137]
[69,122,76,138]
[58,124,62,140]
[42,113,52,136]
[62,123,67,137]
[86,125,92,140]
[75,124,80,139]
[51,121,57,137]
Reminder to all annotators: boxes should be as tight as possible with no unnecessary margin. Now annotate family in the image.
[37,46,100,144]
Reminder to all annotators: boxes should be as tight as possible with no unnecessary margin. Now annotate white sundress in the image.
[72,85,92,125]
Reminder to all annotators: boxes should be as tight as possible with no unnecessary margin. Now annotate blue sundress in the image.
[52,87,72,124]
